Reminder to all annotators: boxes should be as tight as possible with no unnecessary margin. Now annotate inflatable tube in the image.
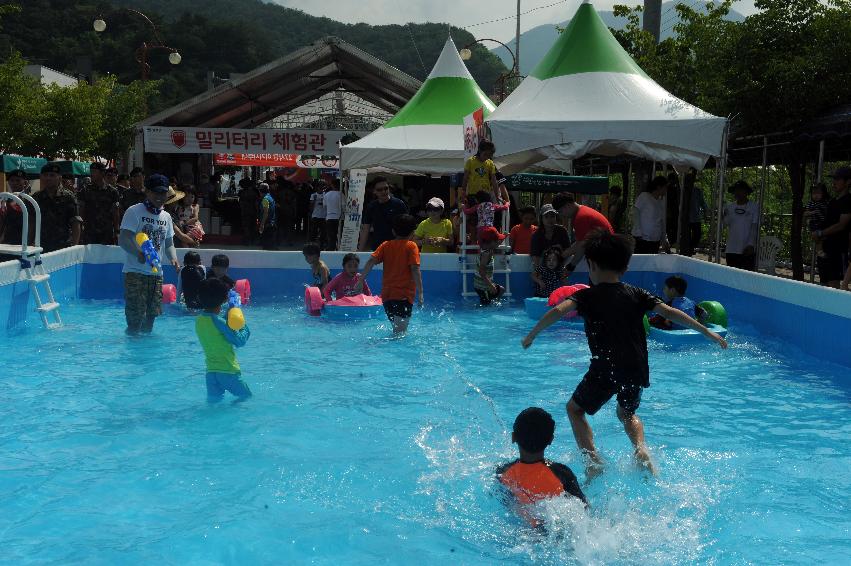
[323,294,384,321]
[649,323,728,345]
[235,279,251,304]
[162,284,176,304]
[697,301,728,328]
[547,284,588,319]
[304,286,324,316]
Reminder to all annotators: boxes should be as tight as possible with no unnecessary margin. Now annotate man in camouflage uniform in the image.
[78,162,120,245]
[32,163,82,253]
[119,167,147,215]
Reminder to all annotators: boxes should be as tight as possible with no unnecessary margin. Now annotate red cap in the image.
[479,226,506,242]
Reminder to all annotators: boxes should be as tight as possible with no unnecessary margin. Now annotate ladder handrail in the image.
[0,192,36,256]
[14,192,42,251]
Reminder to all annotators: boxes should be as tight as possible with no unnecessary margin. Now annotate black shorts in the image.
[817,252,848,284]
[383,299,412,320]
[571,370,643,416]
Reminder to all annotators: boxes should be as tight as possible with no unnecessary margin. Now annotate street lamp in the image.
[459,39,520,102]
[93,9,182,80]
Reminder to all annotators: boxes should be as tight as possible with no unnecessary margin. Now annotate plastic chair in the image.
[757,236,783,275]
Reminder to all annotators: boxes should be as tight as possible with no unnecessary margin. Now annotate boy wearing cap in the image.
[474,226,507,305]
[118,174,180,335]
[79,162,120,245]
[815,166,851,287]
[31,163,82,253]
[414,197,454,253]
[722,181,759,271]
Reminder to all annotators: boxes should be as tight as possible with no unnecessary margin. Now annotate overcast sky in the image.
[268,1,759,42]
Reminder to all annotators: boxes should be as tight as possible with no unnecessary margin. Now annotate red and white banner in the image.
[143,126,359,155]
[213,153,340,169]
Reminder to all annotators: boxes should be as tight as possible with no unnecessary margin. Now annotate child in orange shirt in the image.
[356,214,423,334]
[497,407,587,526]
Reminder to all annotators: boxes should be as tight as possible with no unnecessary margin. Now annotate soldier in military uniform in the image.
[78,162,120,245]
[31,163,82,253]
[119,167,147,215]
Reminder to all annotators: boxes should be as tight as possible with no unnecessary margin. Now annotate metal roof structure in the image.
[139,37,421,129]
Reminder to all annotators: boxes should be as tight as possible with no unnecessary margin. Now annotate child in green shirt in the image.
[195,278,252,403]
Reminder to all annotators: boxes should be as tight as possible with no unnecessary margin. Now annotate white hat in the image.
[427,197,445,209]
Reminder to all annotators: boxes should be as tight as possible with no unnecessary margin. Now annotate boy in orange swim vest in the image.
[497,407,587,525]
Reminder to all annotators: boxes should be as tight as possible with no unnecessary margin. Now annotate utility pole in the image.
[515,0,521,75]
[643,0,662,42]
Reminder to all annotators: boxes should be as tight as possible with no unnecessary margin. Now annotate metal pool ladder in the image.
[0,192,63,329]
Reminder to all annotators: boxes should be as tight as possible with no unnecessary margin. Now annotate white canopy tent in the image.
[486,0,727,172]
[341,37,496,175]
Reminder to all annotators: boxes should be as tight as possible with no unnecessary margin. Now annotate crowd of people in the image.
[1,153,849,291]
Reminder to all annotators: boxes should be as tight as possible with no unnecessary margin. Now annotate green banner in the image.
[2,154,48,176]
[504,174,609,195]
[2,155,92,177]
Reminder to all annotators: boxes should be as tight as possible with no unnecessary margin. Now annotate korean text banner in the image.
[143,127,358,155]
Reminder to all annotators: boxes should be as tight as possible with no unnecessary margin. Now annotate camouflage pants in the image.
[124,272,162,333]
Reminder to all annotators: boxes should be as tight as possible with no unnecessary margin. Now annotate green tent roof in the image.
[530,1,648,81]
[383,37,495,128]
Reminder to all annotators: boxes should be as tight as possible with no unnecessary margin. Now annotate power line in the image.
[465,0,570,29]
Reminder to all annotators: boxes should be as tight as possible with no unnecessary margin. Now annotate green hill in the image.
[0,0,508,114]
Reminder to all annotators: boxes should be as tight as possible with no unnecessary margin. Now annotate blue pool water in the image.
[1,300,849,564]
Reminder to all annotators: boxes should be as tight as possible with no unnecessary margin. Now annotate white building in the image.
[23,65,79,87]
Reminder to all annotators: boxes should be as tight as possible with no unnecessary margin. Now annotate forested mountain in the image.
[0,0,508,113]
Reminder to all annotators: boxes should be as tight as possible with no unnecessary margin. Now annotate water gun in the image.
[135,232,161,274]
[226,289,246,330]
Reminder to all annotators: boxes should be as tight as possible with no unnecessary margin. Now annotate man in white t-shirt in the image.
[322,180,342,250]
[118,174,180,335]
[309,183,327,248]
[723,180,759,271]
[631,176,670,254]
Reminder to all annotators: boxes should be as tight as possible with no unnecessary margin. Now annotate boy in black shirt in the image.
[206,253,235,290]
[522,232,727,476]
[179,251,206,309]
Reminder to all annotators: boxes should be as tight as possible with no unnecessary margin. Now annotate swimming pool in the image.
[2,298,849,564]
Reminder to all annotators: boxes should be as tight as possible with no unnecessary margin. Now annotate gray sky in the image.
[267,1,759,43]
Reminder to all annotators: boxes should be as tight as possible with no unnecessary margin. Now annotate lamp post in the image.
[93,9,181,81]
[459,39,519,103]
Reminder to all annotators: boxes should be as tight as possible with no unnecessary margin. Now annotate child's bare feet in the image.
[635,446,658,476]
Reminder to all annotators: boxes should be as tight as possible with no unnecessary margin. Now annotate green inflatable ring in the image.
[643,314,651,336]
[697,301,728,328]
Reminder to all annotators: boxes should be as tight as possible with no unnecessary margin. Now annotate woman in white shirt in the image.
[631,176,670,254]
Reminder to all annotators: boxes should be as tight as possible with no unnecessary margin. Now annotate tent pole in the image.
[755,136,768,272]
[714,122,730,264]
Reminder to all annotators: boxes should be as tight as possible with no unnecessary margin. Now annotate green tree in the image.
[98,79,160,161]
[0,53,44,155]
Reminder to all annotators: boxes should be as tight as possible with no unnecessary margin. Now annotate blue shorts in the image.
[206,371,252,403]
